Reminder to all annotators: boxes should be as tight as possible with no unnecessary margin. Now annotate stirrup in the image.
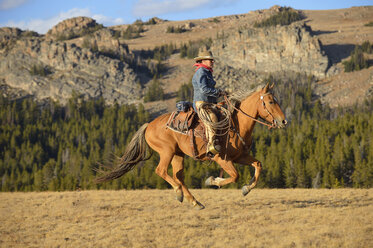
[207,140,221,155]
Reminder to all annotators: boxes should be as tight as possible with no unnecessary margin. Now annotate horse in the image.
[95,83,287,209]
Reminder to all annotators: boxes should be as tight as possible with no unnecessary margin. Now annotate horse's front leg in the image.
[205,157,238,187]
[234,153,262,196]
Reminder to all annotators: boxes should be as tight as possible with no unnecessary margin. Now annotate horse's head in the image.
[257,83,287,128]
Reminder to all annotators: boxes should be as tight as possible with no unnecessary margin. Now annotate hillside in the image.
[0,5,372,113]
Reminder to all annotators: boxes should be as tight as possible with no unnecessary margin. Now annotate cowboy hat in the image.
[194,50,214,61]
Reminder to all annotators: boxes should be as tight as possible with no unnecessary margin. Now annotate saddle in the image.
[166,104,208,159]
[166,106,197,134]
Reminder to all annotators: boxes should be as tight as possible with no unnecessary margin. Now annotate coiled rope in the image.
[197,103,231,137]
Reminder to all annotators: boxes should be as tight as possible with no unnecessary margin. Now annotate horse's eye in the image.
[269,101,274,104]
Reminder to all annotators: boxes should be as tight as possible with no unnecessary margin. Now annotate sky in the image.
[0,0,372,34]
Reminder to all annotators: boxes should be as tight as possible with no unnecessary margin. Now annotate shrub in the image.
[55,32,78,41]
[254,7,304,28]
[361,40,373,54]
[113,30,121,39]
[22,30,39,37]
[166,25,186,33]
[343,46,369,72]
[29,64,50,76]
[147,18,157,25]
[152,43,177,61]
[134,19,144,25]
[82,38,98,52]
[86,24,104,34]
[180,38,212,59]
[144,78,164,102]
[364,21,373,27]
[122,24,144,39]
[145,17,159,25]
[177,81,193,102]
[209,18,220,23]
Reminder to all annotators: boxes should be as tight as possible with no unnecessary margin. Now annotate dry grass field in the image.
[0,189,372,248]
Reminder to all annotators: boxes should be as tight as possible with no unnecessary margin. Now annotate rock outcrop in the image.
[211,22,329,79]
[0,18,141,105]
[0,27,39,51]
[46,17,102,40]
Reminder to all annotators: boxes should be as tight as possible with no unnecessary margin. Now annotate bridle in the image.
[224,93,276,129]
[259,93,277,128]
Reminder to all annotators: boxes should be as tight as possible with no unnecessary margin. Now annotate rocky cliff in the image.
[0,17,141,105]
[211,22,329,80]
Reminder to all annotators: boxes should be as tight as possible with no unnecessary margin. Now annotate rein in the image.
[223,94,276,129]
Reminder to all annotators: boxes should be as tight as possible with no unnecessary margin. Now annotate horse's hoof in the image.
[193,200,205,210]
[205,176,214,186]
[175,188,183,203]
[242,185,251,196]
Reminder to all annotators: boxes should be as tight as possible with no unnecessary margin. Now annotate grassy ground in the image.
[0,189,372,248]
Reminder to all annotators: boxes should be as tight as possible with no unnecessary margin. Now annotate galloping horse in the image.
[96,83,287,209]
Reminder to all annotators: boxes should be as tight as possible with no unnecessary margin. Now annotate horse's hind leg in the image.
[155,153,183,198]
[170,155,184,203]
[171,155,205,209]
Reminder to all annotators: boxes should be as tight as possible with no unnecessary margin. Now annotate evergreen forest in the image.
[1,78,372,191]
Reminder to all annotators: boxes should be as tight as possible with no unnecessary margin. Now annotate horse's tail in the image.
[95,123,151,183]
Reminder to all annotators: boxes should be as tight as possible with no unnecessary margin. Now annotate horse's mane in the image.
[228,84,265,103]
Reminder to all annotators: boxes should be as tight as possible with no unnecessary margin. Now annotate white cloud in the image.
[133,0,239,17]
[2,8,124,34]
[92,14,124,26]
[0,0,28,10]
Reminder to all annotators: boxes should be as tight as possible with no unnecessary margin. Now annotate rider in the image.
[192,50,225,155]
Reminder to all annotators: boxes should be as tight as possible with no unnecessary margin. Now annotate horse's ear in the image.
[263,83,269,92]
[270,83,275,90]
